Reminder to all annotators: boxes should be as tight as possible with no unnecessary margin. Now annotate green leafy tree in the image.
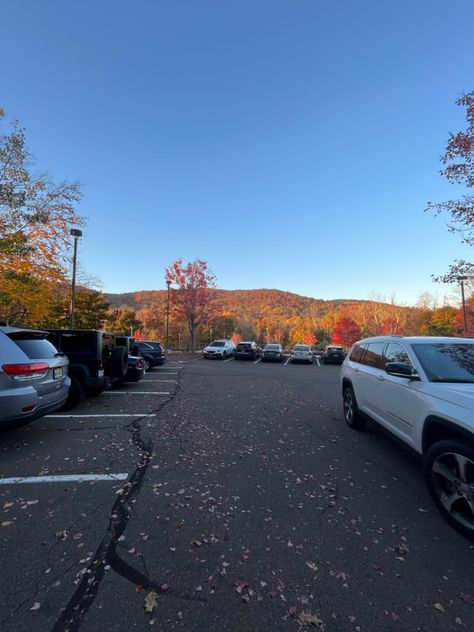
[105,307,143,336]
[426,306,457,336]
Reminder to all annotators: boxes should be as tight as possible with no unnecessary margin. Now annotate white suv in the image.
[202,339,235,359]
[341,336,474,539]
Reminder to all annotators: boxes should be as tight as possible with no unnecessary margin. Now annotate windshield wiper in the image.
[430,378,474,383]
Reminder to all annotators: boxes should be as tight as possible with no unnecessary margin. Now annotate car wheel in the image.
[342,386,366,430]
[143,356,153,371]
[60,376,86,411]
[425,440,474,540]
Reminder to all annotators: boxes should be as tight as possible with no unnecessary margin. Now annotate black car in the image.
[261,343,285,362]
[133,340,167,370]
[46,329,128,408]
[234,341,259,360]
[322,345,346,365]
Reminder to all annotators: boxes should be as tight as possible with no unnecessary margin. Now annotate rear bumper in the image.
[234,352,257,360]
[0,381,70,426]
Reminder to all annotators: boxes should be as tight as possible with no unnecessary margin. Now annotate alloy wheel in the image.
[431,451,474,532]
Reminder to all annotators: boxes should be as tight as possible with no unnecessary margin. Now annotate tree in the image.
[426,306,457,336]
[165,258,217,350]
[428,92,474,280]
[331,317,362,347]
[0,108,83,323]
[104,307,143,336]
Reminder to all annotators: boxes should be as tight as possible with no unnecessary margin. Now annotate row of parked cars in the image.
[202,339,347,364]
[0,325,166,429]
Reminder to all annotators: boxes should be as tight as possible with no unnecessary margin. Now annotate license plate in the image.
[53,367,63,379]
[98,369,105,377]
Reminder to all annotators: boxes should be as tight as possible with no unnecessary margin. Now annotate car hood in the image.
[424,382,474,411]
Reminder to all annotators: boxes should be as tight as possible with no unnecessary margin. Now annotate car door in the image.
[374,342,423,447]
[353,342,386,416]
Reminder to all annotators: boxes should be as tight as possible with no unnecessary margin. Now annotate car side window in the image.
[349,344,365,363]
[361,342,385,369]
[384,343,414,368]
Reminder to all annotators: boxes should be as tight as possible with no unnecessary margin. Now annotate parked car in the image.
[202,339,235,359]
[234,341,259,360]
[323,345,346,365]
[115,335,142,357]
[123,355,146,383]
[0,326,70,429]
[341,335,474,540]
[46,329,128,409]
[133,340,166,369]
[261,343,285,362]
[290,344,313,364]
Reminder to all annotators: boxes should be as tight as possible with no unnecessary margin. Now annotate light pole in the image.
[165,280,171,351]
[457,275,469,336]
[69,228,82,328]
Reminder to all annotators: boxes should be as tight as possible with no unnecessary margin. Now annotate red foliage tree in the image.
[165,258,217,350]
[331,317,362,347]
[455,306,474,336]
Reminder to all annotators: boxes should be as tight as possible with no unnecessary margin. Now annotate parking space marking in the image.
[0,473,128,485]
[284,357,291,366]
[46,414,157,418]
[315,357,321,366]
[253,358,261,364]
[140,379,176,382]
[103,391,170,396]
[155,371,179,374]
[223,358,234,363]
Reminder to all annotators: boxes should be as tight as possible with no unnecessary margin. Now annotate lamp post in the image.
[457,275,469,336]
[165,280,171,351]
[69,228,82,328]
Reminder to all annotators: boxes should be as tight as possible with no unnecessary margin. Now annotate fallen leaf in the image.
[1,521,13,527]
[306,561,318,571]
[30,603,41,611]
[434,602,445,612]
[55,530,68,540]
[3,501,14,509]
[144,591,159,613]
[299,610,324,628]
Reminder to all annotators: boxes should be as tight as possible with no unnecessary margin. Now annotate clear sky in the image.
[1,0,473,306]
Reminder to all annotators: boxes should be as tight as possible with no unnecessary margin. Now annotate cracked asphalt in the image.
[1,355,473,631]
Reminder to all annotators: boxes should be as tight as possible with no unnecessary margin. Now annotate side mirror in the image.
[385,361,420,381]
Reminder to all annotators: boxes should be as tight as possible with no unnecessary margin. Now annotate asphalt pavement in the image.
[1,355,473,632]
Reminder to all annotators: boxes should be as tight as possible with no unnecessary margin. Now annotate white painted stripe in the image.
[284,357,290,366]
[223,358,233,363]
[0,473,128,485]
[154,371,178,374]
[140,379,175,382]
[316,357,321,367]
[46,414,156,418]
[253,358,261,364]
[102,391,170,396]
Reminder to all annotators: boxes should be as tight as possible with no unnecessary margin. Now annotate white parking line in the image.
[284,357,291,366]
[223,358,234,363]
[103,391,170,396]
[154,371,179,374]
[0,473,128,485]
[140,379,175,382]
[46,414,156,418]
[253,358,261,364]
[316,357,321,366]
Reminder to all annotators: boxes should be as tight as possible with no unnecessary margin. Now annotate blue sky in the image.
[1,0,473,305]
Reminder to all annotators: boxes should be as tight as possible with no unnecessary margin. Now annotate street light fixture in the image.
[165,279,171,351]
[69,228,83,328]
[457,275,469,336]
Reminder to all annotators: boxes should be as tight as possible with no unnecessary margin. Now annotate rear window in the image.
[144,341,163,350]
[53,332,96,352]
[361,342,385,369]
[237,343,251,349]
[264,344,280,350]
[349,344,364,362]
[9,334,59,359]
[294,345,309,351]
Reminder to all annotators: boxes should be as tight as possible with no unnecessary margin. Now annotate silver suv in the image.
[341,336,474,540]
[0,326,70,429]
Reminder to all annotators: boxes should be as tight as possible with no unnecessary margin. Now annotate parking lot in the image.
[1,355,473,632]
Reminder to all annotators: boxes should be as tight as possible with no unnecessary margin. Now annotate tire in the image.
[425,440,474,541]
[342,385,366,430]
[143,356,152,371]
[109,346,128,378]
[60,376,86,411]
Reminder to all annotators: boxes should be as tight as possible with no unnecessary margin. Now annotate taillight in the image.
[2,362,49,380]
[136,359,144,369]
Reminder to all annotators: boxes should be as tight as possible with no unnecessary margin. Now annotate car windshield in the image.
[294,345,309,351]
[411,343,474,383]
[264,344,280,350]
[210,341,225,347]
[237,344,251,349]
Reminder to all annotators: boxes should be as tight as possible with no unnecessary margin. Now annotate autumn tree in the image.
[165,258,217,350]
[104,307,143,336]
[426,306,457,336]
[428,92,474,281]
[331,317,362,347]
[0,108,83,323]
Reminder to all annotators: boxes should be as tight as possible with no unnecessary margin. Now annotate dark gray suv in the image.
[0,326,70,429]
